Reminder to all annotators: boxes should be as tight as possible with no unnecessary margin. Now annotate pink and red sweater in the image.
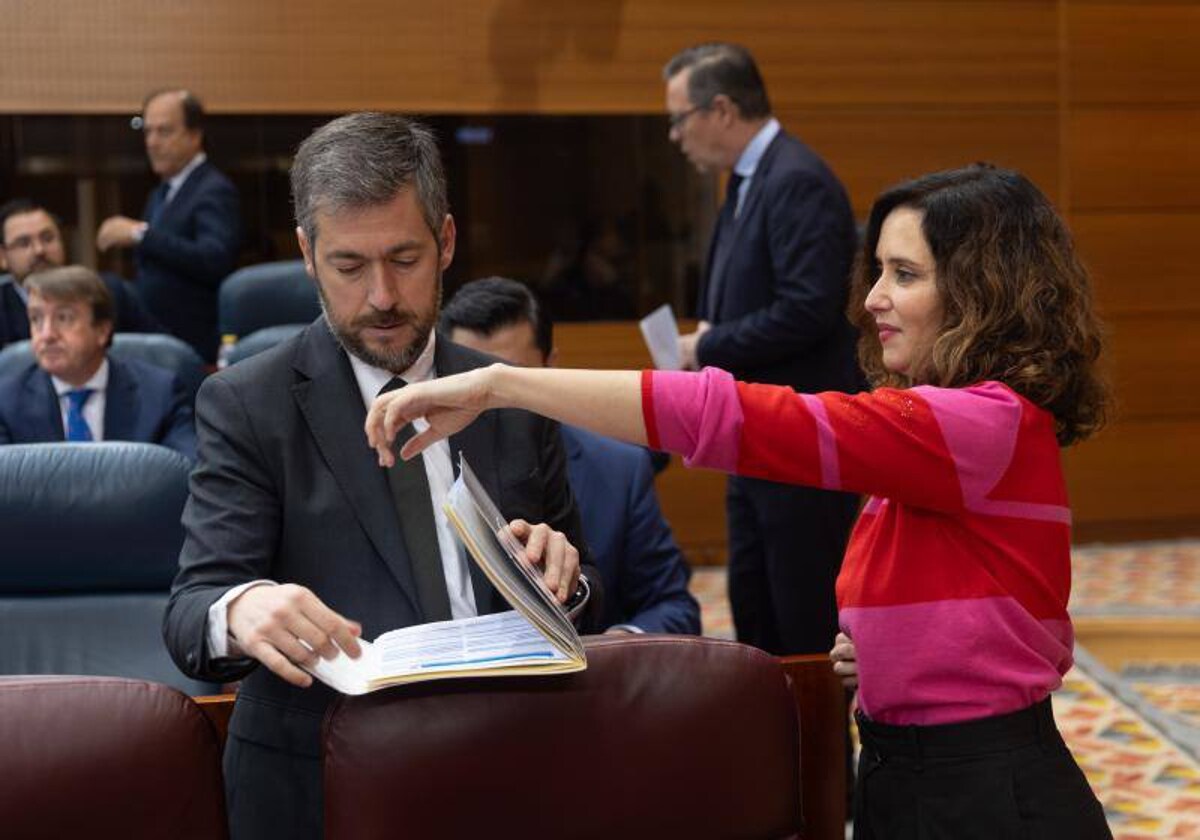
[643,368,1074,726]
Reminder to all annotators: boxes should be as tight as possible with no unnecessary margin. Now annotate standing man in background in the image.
[665,43,862,656]
[97,89,240,362]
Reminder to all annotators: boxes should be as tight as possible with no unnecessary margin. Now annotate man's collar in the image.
[346,328,437,408]
[51,356,109,395]
[166,152,207,193]
[733,117,781,179]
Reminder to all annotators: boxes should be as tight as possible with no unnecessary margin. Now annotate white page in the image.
[374,610,567,675]
[638,304,682,370]
[305,611,568,695]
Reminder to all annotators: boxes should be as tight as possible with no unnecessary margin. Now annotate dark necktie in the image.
[64,388,94,442]
[706,172,745,318]
[145,182,170,226]
[378,376,452,623]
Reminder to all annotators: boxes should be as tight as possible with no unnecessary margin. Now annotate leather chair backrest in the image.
[218,260,320,339]
[324,635,802,839]
[0,676,227,839]
[228,322,307,365]
[0,332,206,403]
[0,443,217,694]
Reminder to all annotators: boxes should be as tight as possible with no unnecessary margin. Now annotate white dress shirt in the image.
[52,358,109,441]
[732,117,781,218]
[165,152,207,204]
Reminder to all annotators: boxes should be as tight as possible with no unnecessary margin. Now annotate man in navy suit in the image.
[442,277,700,635]
[97,89,240,362]
[0,265,195,460]
[664,43,862,656]
[1,198,163,347]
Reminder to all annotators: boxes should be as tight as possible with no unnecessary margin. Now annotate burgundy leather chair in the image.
[324,635,803,839]
[0,676,227,839]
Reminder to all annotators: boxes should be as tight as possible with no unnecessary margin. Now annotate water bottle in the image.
[216,333,237,370]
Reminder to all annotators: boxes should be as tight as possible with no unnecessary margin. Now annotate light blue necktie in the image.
[65,389,94,442]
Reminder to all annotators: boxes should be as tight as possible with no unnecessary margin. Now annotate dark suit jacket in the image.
[0,273,163,348]
[0,355,196,460]
[563,425,699,634]
[163,321,595,825]
[696,128,863,394]
[135,161,241,362]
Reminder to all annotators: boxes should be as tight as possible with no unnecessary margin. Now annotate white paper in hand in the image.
[639,304,682,370]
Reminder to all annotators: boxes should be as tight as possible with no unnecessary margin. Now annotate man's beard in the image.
[16,255,58,284]
[315,269,442,375]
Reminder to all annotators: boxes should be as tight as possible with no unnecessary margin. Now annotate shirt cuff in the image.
[206,579,277,658]
[129,222,149,244]
[606,623,645,634]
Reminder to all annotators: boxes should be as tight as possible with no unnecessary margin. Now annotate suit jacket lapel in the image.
[733,133,781,230]
[21,367,65,441]
[291,321,422,616]
[103,357,137,441]
[155,161,207,227]
[437,335,502,615]
[704,135,785,321]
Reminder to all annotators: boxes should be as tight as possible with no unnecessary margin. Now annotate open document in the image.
[307,456,586,695]
[638,304,682,370]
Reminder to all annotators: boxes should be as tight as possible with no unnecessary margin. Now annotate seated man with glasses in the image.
[0,265,195,459]
[0,198,162,348]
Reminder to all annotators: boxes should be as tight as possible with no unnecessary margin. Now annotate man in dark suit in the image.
[442,276,700,635]
[664,43,863,656]
[163,114,597,840]
[97,89,240,362]
[0,198,162,347]
[0,265,195,460]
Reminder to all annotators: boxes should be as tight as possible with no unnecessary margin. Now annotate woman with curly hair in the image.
[366,164,1112,838]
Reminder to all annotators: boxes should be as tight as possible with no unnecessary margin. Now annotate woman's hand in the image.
[365,365,498,467]
[829,632,858,690]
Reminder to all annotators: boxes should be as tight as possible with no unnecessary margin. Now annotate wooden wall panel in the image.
[552,322,653,370]
[785,109,1060,216]
[1103,317,1200,421]
[1065,419,1200,535]
[1067,109,1200,211]
[1068,2,1200,105]
[0,1,1057,115]
[1072,213,1197,316]
[1,0,1195,543]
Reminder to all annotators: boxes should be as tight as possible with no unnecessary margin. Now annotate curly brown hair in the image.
[848,164,1109,446]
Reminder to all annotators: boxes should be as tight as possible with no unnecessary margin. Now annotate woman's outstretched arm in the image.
[365,364,646,467]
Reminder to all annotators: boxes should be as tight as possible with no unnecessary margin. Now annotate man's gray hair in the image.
[662,43,771,120]
[291,112,448,246]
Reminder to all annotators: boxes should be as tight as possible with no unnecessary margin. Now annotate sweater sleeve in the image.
[643,368,1048,515]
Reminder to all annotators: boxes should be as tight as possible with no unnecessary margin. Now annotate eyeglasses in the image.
[668,104,709,131]
[3,229,58,252]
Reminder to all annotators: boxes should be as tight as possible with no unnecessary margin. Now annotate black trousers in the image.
[854,698,1112,839]
[224,734,322,840]
[726,475,858,655]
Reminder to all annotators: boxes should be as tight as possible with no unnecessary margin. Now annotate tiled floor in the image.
[688,539,1200,838]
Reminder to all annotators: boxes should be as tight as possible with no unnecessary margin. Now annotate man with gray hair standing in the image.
[664,43,863,658]
[164,113,597,839]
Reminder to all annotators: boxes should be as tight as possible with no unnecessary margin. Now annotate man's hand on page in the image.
[227,583,363,688]
[509,519,580,604]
